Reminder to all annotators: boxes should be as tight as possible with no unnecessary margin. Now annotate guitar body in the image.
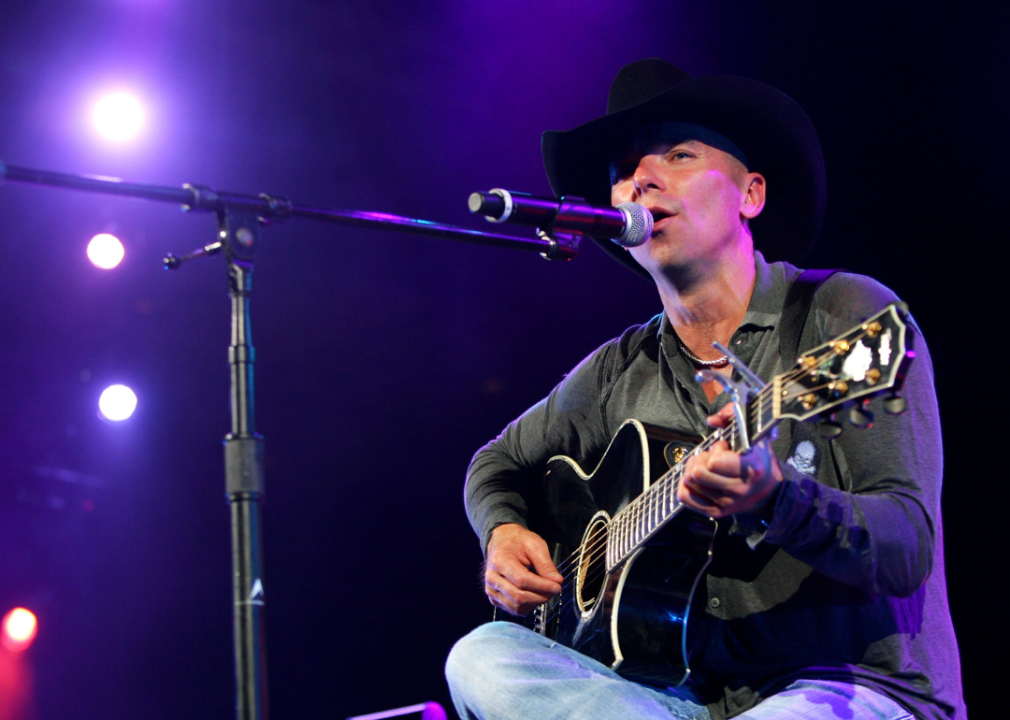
[538,420,717,687]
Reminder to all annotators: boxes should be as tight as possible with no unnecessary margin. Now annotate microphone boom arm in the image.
[0,162,579,262]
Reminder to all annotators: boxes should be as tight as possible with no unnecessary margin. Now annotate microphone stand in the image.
[0,162,582,720]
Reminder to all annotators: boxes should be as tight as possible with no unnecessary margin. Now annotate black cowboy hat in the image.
[541,58,827,279]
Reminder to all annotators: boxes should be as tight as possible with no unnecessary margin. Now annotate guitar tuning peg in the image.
[884,394,908,415]
[848,404,874,429]
[817,415,843,439]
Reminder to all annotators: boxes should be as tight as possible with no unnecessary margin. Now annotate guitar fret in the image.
[620,513,626,560]
[622,502,630,553]
[611,515,618,564]
[616,514,621,565]
[620,508,627,557]
[659,478,665,519]
[632,500,639,547]
[643,496,650,539]
[608,515,615,567]
[643,495,650,537]
[612,515,620,565]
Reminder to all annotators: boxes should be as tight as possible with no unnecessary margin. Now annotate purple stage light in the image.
[87,233,125,269]
[347,702,447,720]
[99,384,138,421]
[92,91,145,142]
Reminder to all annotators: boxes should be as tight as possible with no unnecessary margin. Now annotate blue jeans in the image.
[445,623,915,720]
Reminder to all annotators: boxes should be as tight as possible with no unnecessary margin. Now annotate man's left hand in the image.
[678,403,783,519]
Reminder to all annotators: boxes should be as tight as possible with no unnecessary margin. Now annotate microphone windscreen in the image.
[613,202,653,247]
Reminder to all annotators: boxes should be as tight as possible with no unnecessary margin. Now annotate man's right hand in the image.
[484,523,564,617]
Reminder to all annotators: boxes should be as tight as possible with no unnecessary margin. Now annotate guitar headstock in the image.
[773,302,914,424]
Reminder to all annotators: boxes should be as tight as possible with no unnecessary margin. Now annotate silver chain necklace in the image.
[677,341,729,366]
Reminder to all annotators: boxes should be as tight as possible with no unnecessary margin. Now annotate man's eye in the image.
[667,150,693,160]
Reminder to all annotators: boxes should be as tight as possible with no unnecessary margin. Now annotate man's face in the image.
[610,132,764,279]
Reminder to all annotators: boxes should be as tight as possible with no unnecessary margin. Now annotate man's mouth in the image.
[648,209,674,224]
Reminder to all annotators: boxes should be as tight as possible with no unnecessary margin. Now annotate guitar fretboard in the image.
[603,391,768,570]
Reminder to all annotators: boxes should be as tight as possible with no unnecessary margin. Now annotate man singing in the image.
[445,59,965,720]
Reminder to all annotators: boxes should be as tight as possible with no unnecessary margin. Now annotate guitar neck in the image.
[604,393,774,570]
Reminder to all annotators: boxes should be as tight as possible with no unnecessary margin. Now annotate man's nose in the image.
[631,156,664,197]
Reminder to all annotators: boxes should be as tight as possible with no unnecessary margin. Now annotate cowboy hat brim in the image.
[542,70,827,279]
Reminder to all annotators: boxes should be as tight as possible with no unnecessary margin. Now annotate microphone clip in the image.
[535,228,580,261]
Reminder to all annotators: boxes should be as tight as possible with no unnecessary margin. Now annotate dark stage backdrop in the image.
[0,1,1000,718]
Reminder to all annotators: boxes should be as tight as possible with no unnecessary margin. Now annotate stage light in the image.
[87,233,125,269]
[1,609,38,652]
[347,702,447,720]
[92,92,144,142]
[98,385,138,421]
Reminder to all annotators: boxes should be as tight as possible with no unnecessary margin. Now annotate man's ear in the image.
[741,172,766,220]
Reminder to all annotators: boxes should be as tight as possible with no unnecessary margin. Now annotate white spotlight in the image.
[99,385,138,421]
[2,608,38,652]
[87,233,125,269]
[92,92,144,142]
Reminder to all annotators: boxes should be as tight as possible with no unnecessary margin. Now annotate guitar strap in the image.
[777,268,843,478]
[779,268,843,367]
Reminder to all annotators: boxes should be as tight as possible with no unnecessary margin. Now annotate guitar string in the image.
[536,326,881,624]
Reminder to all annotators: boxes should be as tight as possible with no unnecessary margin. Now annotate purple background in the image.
[0,1,1000,718]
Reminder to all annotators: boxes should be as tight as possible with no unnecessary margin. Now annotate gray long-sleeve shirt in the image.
[464,253,966,720]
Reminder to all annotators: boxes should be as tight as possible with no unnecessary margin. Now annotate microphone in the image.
[468,189,653,247]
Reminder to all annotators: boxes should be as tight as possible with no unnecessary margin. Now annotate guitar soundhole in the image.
[576,515,609,616]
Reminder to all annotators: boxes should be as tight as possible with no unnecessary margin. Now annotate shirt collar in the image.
[655,250,800,345]
[739,250,794,331]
